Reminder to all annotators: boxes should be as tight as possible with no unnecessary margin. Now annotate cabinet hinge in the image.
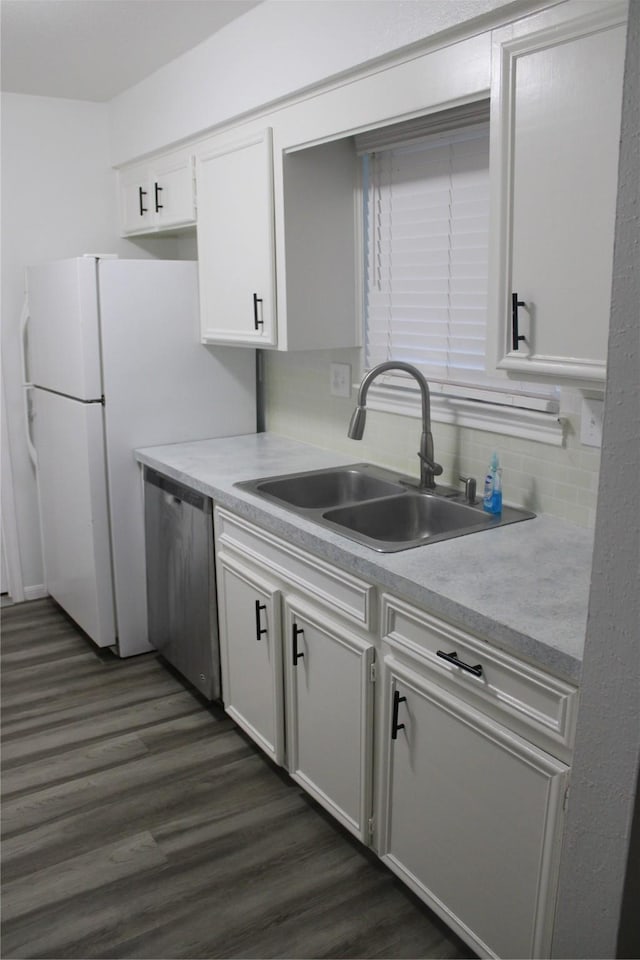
[367,817,375,837]
[191,156,197,211]
[563,785,570,812]
[370,662,376,683]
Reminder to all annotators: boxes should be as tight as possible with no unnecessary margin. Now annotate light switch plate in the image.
[580,397,604,447]
[330,362,351,398]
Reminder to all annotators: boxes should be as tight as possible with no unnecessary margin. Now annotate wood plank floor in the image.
[1,598,475,960]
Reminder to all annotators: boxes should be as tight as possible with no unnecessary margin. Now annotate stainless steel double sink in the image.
[235,463,535,553]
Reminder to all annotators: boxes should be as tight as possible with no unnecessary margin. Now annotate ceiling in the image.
[1,0,263,102]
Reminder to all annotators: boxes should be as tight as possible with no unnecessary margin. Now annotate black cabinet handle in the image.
[154,182,163,212]
[511,293,526,351]
[253,293,264,330]
[292,623,304,666]
[391,689,407,740]
[436,649,483,678]
[254,600,267,641]
[138,186,147,216]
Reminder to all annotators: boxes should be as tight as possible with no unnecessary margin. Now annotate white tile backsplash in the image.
[264,351,602,528]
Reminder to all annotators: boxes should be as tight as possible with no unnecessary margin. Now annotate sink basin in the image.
[235,463,535,552]
[255,467,404,509]
[324,493,495,549]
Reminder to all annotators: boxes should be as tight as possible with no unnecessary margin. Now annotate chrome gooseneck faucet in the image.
[348,361,443,489]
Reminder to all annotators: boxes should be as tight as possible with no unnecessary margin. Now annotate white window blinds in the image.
[361,117,558,411]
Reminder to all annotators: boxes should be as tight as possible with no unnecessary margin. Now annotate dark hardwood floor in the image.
[1,598,474,960]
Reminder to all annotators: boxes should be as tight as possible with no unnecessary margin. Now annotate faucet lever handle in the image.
[417,451,443,476]
[459,475,477,504]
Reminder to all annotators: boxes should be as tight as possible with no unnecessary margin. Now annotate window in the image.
[358,105,560,429]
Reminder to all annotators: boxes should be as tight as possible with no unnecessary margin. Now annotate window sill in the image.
[363,382,565,446]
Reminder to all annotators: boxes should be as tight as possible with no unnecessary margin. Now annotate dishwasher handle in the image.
[144,466,210,513]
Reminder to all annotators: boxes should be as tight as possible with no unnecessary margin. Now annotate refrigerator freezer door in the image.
[28,258,102,400]
[33,389,116,646]
[98,258,256,658]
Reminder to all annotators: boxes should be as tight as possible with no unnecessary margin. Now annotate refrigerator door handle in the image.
[19,290,37,467]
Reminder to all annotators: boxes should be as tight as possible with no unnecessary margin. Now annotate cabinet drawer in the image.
[381,594,578,750]
[215,508,375,629]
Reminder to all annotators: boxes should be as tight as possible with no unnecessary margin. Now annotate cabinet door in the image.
[196,129,277,347]
[284,600,375,842]
[217,554,284,764]
[151,149,196,229]
[119,164,153,235]
[378,657,568,959]
[490,4,627,385]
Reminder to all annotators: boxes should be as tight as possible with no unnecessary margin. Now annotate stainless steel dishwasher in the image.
[143,467,220,700]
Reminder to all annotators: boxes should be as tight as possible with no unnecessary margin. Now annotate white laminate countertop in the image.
[135,432,594,684]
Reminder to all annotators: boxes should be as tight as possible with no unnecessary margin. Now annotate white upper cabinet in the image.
[196,129,277,347]
[115,33,490,351]
[489,1,627,386]
[195,127,361,351]
[118,147,196,235]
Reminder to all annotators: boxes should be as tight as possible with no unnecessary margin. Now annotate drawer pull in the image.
[436,649,483,678]
[511,292,526,351]
[254,600,267,641]
[292,622,305,666]
[253,292,264,330]
[391,689,407,740]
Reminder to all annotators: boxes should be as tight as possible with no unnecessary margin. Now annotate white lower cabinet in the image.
[214,507,574,958]
[216,554,284,764]
[378,655,569,959]
[215,508,375,840]
[284,599,374,841]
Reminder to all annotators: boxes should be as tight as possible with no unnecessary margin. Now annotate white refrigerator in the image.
[26,256,256,657]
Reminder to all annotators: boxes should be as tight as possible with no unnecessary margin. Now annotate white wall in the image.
[0,93,180,596]
[552,1,640,953]
[109,0,525,164]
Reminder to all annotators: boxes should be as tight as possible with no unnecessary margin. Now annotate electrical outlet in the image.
[580,397,604,447]
[330,362,351,398]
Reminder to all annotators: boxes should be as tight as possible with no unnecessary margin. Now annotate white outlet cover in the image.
[580,397,604,447]
[330,362,352,398]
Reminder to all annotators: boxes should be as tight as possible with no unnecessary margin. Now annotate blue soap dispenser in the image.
[483,452,503,515]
